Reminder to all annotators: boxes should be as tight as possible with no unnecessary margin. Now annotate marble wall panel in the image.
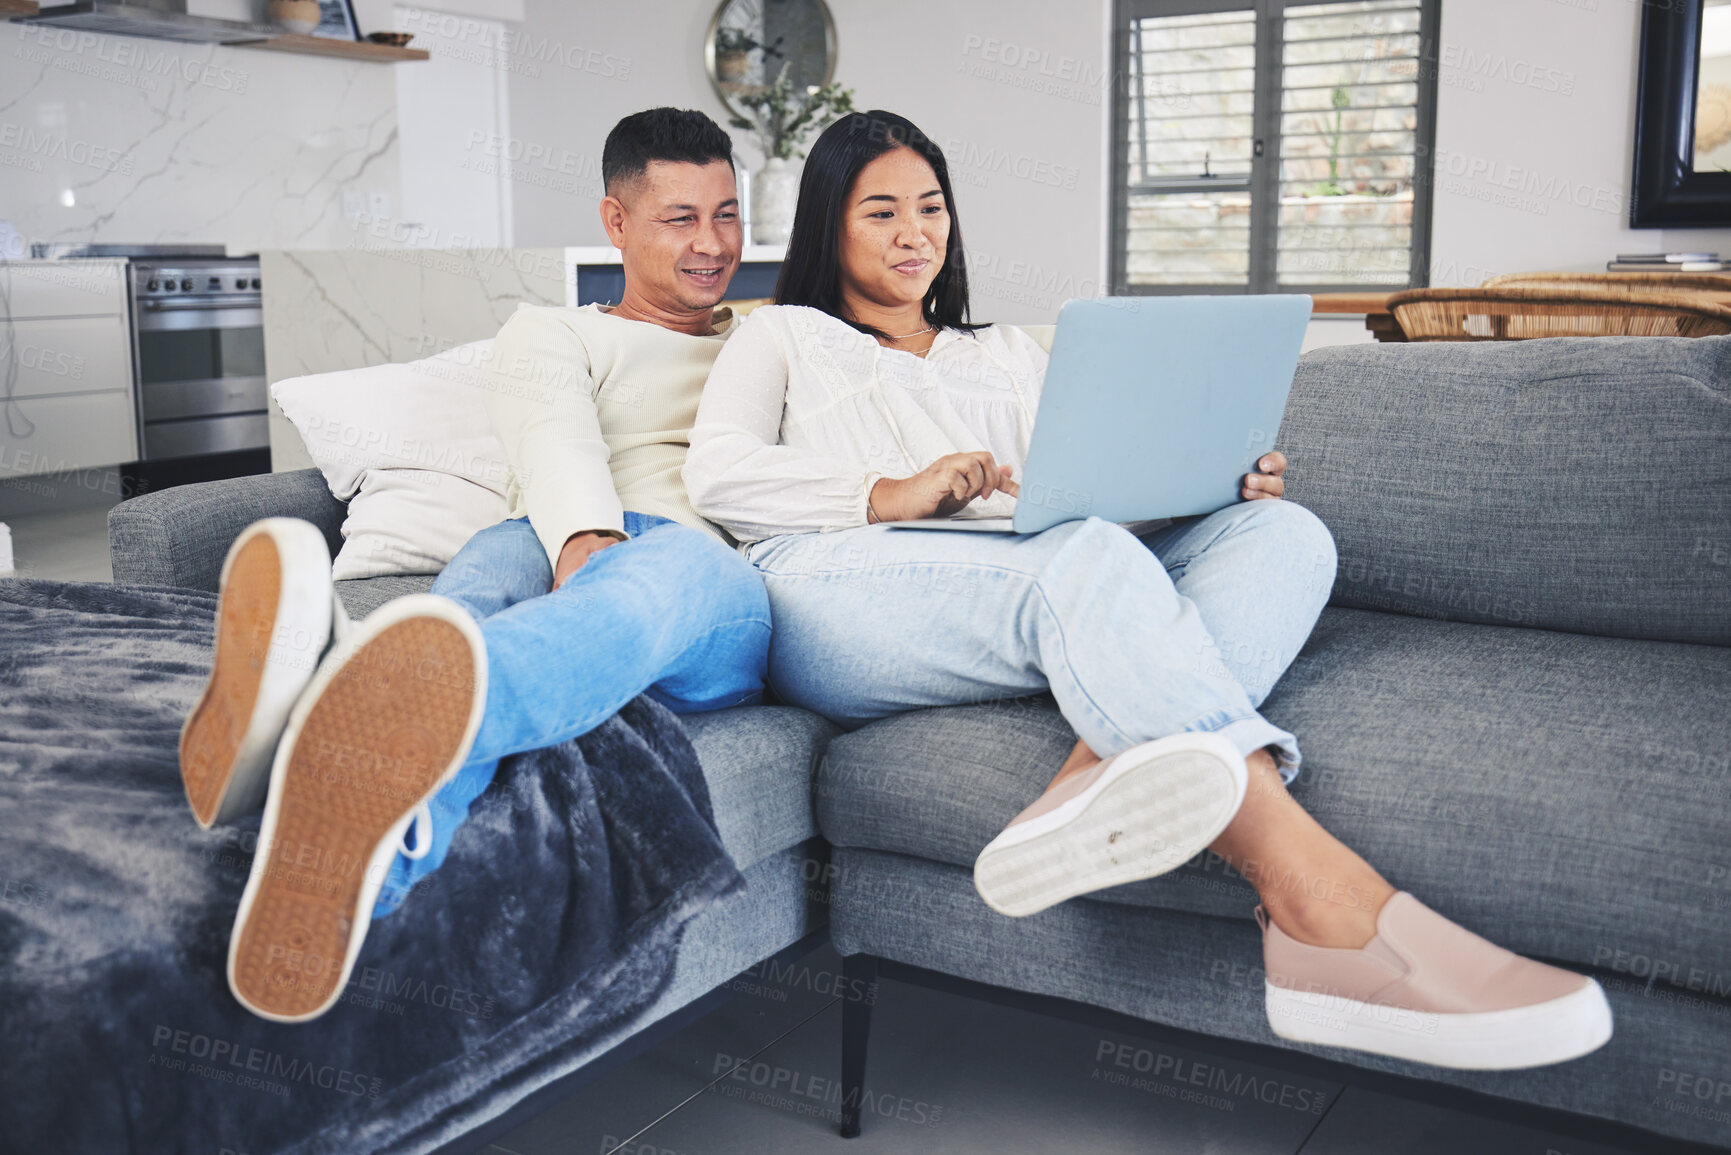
[261,245,562,469]
[0,22,401,255]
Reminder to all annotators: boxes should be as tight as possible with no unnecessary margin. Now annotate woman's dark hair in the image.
[775,110,983,339]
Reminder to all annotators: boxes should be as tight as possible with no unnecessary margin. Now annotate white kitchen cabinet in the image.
[1,315,133,401]
[0,261,128,320]
[0,391,141,481]
[0,260,138,478]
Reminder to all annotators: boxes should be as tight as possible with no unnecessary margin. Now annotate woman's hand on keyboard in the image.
[871,451,1020,521]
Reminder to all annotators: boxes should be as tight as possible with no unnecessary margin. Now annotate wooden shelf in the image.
[240,34,428,62]
[0,1,40,18]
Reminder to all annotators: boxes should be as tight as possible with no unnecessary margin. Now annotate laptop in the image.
[884,294,1312,535]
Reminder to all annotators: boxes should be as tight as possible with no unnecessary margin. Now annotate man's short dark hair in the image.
[602,108,735,199]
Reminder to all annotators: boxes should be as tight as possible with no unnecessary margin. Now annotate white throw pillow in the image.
[270,340,514,580]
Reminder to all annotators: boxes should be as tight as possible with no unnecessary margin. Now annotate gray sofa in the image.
[105,465,840,1152]
[109,335,1731,1151]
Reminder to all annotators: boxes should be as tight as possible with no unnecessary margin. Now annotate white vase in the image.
[752,156,801,246]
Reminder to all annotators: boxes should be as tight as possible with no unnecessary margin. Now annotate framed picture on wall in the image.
[1632,0,1731,225]
[310,0,360,41]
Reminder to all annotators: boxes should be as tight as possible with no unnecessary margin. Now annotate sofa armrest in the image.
[108,468,346,592]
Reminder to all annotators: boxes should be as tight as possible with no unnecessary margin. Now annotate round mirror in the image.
[704,0,837,121]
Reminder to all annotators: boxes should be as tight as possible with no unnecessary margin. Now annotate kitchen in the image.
[3,244,267,481]
[0,0,418,577]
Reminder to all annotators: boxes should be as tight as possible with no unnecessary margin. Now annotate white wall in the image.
[1429,0,1731,283]
[489,0,1726,320]
[4,1,1705,292]
[500,0,712,248]
[829,0,1110,324]
[495,0,1107,324]
[0,22,400,254]
[390,7,515,248]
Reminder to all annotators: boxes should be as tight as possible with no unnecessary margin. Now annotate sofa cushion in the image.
[1282,335,1731,645]
[334,573,436,618]
[665,705,837,871]
[815,607,1731,983]
[825,849,1731,1151]
[272,340,514,580]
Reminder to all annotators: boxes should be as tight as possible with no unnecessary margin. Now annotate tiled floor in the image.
[0,504,117,582]
[489,940,1645,1155]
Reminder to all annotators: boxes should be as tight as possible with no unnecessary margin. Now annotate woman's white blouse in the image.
[684,304,1049,544]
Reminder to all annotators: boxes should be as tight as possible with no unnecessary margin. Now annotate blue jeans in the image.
[373,512,771,917]
[745,500,1336,779]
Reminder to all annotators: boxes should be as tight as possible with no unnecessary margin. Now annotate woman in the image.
[684,111,1611,1070]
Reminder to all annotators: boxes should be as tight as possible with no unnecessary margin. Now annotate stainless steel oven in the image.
[129,257,267,460]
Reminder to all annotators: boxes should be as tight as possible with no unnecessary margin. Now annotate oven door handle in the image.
[135,303,263,332]
[138,294,260,309]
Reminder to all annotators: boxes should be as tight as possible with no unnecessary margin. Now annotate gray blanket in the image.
[0,577,742,1155]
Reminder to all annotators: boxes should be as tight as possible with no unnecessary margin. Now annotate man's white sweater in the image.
[483,302,737,568]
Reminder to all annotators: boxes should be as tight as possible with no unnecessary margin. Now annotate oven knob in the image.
[180,278,194,291]
[251,277,262,290]
[146,278,159,291]
[163,280,176,292]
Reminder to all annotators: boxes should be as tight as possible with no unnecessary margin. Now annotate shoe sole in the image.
[228,597,485,1022]
[1265,977,1614,1069]
[180,521,331,829]
[973,733,1246,918]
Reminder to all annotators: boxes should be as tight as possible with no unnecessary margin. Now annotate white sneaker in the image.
[227,594,486,1022]
[973,732,1248,918]
[179,518,346,829]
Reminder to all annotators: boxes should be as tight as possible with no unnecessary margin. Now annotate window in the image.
[1111,0,1439,294]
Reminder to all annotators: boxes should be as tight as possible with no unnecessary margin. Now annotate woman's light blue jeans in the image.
[745,500,1336,781]
[372,512,771,918]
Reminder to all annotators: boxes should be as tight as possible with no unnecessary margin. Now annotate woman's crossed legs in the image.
[750,502,1612,1069]
[749,501,1388,948]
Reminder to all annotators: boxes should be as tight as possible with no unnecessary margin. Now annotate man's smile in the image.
[680,265,728,288]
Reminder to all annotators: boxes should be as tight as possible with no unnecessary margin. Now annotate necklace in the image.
[885,325,936,340]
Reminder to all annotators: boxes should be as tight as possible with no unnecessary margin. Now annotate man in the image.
[178,108,768,1022]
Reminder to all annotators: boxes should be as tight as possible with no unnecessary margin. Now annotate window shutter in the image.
[1277,0,1425,286]
[1114,0,1436,293]
[1124,9,1259,287]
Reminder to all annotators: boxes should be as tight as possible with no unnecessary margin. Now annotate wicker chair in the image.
[1483,270,1731,292]
[1382,286,1731,341]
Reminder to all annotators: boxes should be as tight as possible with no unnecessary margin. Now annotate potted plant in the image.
[728,65,855,244]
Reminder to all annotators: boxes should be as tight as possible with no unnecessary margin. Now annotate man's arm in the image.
[484,307,628,580]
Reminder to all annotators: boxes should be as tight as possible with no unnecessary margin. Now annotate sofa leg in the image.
[839,953,878,1139]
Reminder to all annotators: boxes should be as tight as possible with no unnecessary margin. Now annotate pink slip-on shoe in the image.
[1259,892,1613,1069]
[973,731,1247,918]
